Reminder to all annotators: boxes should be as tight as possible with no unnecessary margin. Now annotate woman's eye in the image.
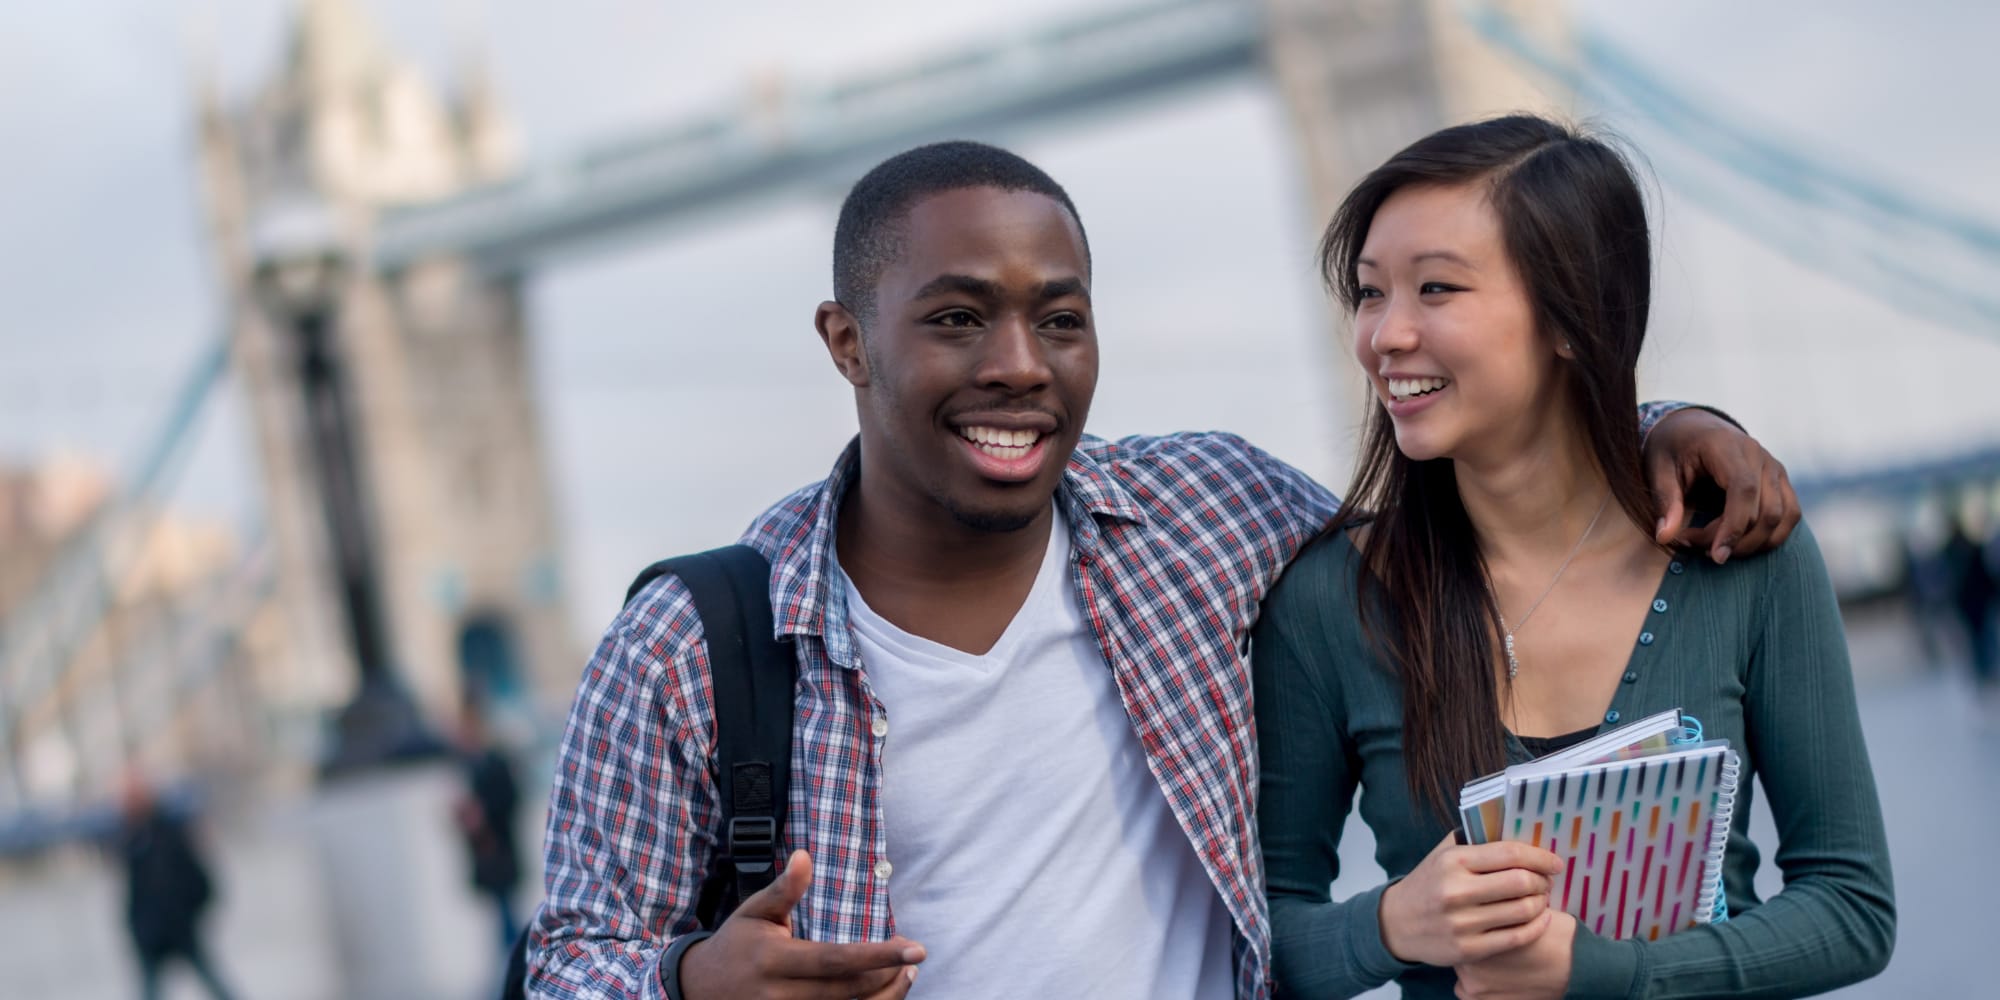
[1355,286,1383,301]
[1420,282,1460,295]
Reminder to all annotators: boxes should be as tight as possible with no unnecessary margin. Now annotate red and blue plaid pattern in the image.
[528,407,1684,998]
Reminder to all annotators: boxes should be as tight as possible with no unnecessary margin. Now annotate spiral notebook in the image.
[1458,710,1740,941]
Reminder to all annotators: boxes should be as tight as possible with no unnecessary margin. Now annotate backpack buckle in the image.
[726,816,777,874]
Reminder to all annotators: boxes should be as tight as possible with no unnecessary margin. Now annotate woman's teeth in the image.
[1388,377,1449,401]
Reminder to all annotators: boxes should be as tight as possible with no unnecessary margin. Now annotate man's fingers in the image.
[1728,456,1795,557]
[857,965,919,1000]
[793,961,910,1000]
[1730,462,1786,557]
[1706,452,1761,564]
[768,936,926,981]
[1768,463,1799,549]
[1647,450,1688,546]
[731,849,814,924]
[1675,519,1719,550]
[1760,460,1798,550]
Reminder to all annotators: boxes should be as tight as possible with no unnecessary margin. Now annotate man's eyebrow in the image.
[912,273,1004,300]
[1039,277,1089,302]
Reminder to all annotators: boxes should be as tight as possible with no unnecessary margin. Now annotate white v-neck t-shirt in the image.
[838,510,1233,999]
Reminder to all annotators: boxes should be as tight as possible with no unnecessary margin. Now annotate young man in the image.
[527,142,1797,1000]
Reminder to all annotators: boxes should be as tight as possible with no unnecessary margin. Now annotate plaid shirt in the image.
[529,408,1683,999]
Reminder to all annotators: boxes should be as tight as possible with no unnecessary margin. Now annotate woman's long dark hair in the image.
[1319,115,1660,819]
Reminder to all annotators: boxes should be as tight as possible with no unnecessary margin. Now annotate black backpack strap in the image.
[624,544,793,928]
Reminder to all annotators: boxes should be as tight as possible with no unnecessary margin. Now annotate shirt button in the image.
[874,860,893,881]
[1638,632,1655,646]
[1652,599,1669,613]
[1605,710,1622,724]
[1622,671,1639,684]
[1669,561,1684,575]
[871,718,889,738]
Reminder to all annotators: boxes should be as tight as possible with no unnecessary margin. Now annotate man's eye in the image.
[930,309,980,328]
[1044,312,1085,331]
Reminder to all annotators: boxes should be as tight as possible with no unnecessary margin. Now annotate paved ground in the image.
[3,606,1988,998]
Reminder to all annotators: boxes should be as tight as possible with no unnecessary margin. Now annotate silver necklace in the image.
[1497,492,1612,681]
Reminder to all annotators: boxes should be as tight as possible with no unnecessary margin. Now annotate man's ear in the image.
[816,300,870,388]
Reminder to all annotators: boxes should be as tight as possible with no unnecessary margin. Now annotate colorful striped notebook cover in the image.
[1458,707,1688,844]
[1495,744,1739,940]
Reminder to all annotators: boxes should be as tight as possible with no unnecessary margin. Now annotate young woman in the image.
[1253,116,1894,999]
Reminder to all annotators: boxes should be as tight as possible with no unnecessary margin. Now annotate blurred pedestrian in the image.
[1943,514,1996,692]
[452,699,524,957]
[116,773,237,1000]
[1903,499,1961,669]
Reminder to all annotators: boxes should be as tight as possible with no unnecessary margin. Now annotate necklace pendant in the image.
[1504,631,1519,680]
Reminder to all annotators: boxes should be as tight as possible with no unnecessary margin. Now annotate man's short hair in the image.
[832,140,1090,327]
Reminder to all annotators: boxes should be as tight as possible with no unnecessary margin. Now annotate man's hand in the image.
[1452,909,1576,1000]
[1645,408,1799,564]
[679,850,924,1000]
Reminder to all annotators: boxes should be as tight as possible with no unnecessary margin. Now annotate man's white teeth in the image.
[1388,377,1449,401]
[959,425,1041,456]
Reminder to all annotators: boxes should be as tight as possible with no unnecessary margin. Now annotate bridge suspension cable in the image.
[1463,1,2000,343]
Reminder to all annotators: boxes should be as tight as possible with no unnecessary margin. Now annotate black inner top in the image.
[1514,725,1597,759]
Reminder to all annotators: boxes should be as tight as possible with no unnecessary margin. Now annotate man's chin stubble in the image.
[941,498,1043,534]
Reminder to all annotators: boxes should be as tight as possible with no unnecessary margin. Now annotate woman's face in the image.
[1352,182,1568,464]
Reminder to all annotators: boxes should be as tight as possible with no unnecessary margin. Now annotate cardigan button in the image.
[1605,710,1622,724]
[1669,561,1684,575]
[1653,599,1669,613]
[1623,672,1639,684]
[1639,632,1655,646]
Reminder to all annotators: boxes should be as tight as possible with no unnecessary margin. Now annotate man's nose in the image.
[977,316,1053,392]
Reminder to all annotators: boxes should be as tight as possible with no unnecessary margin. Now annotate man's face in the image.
[831,186,1097,533]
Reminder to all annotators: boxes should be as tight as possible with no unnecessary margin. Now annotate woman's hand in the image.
[1379,835,1563,967]
[1453,909,1577,1000]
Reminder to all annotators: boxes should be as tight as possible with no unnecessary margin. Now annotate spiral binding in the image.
[1693,749,1740,924]
[1672,713,1704,745]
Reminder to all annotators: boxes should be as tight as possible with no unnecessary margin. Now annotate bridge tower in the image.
[196,0,572,767]
[1264,0,1572,427]
[1265,0,1572,226]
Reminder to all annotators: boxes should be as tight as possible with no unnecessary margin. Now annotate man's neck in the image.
[835,464,1055,597]
[834,465,1058,655]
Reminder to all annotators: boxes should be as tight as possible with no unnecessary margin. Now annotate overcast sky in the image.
[2,0,1996,626]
